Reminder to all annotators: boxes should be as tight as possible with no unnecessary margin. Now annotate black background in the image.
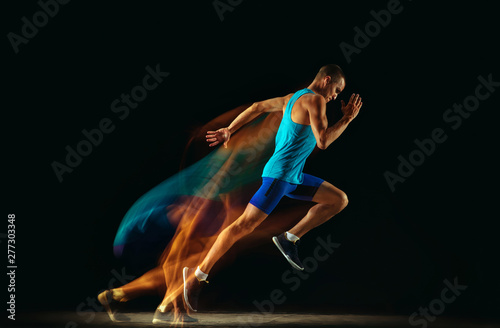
[3,0,499,322]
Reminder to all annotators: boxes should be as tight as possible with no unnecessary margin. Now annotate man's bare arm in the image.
[227,95,291,134]
[206,95,292,148]
[309,93,363,150]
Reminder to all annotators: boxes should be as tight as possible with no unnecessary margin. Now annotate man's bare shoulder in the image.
[278,93,294,112]
[283,93,294,102]
[300,93,326,112]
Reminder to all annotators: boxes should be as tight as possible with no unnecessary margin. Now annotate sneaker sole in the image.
[182,267,197,312]
[272,236,304,271]
[153,313,198,324]
[152,317,173,324]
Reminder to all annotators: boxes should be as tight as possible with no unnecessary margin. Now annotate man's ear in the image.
[324,75,332,85]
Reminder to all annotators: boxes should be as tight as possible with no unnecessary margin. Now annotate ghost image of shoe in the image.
[97,290,131,322]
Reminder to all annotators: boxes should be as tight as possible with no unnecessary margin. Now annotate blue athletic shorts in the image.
[249,174,324,214]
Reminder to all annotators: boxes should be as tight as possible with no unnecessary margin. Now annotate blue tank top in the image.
[262,88,317,184]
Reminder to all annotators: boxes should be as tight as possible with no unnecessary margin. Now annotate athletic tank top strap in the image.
[284,88,315,121]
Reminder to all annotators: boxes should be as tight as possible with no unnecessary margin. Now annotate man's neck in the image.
[306,83,324,98]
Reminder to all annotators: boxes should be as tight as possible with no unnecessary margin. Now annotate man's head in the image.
[311,64,345,102]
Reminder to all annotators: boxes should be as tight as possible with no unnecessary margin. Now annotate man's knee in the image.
[338,190,349,210]
[325,189,348,210]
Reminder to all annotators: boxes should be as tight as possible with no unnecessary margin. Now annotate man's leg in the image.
[198,176,294,276]
[199,202,268,274]
[183,178,295,311]
[182,203,267,312]
[273,176,348,270]
[288,180,348,238]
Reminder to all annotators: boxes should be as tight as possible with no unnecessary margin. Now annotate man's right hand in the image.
[340,93,363,121]
[206,128,231,148]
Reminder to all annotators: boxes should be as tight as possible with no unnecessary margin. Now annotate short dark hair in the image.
[316,64,345,84]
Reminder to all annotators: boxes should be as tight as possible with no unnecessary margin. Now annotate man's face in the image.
[325,77,345,103]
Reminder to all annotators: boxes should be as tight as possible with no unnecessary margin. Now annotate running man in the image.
[182,64,363,312]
